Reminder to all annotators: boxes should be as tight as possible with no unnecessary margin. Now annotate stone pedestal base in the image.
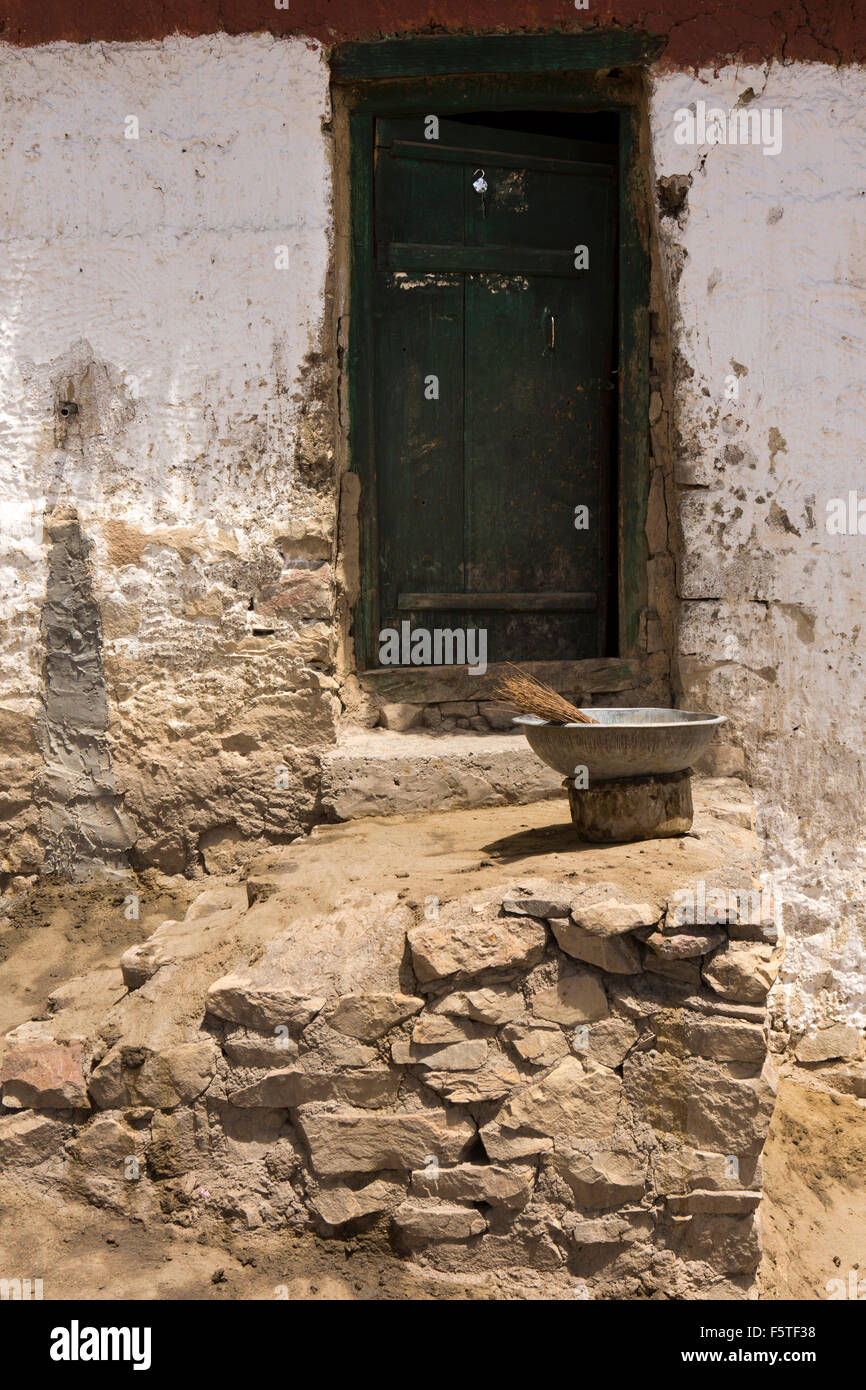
[565,769,693,843]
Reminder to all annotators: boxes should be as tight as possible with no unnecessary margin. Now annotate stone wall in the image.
[650,64,866,1050]
[0,794,781,1297]
[0,35,337,880]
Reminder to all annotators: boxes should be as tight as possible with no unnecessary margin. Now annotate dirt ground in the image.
[761,1075,866,1300]
[0,1174,579,1300]
[0,787,753,1039]
[1,793,864,1301]
[0,871,203,1040]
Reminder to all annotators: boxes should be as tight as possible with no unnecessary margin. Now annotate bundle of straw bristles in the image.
[492,664,599,725]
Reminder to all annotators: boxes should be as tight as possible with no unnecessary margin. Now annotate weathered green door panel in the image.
[465,162,613,265]
[369,114,619,666]
[374,148,465,251]
[373,274,465,639]
[376,117,616,263]
[464,276,614,662]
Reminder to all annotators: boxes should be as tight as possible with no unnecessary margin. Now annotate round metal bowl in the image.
[513,708,727,780]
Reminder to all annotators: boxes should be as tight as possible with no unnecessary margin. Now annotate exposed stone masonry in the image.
[0,789,781,1298]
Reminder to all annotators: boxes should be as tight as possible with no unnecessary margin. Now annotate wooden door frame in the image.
[333,32,660,704]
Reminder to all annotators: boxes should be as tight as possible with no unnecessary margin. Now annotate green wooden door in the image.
[369,116,618,665]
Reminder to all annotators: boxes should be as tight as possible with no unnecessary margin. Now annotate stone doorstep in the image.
[322,736,758,827]
[321,730,562,820]
[321,729,757,827]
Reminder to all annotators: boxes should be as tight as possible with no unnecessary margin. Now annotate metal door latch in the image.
[472,168,488,218]
[543,307,556,354]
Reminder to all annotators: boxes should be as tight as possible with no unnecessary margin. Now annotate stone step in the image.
[321,730,562,821]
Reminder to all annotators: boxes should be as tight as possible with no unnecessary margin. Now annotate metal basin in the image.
[514,708,727,780]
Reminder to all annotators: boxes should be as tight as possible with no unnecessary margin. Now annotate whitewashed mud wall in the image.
[0,35,338,878]
[651,63,866,1049]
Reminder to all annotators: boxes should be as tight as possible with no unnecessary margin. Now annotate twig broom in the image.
[491,664,600,726]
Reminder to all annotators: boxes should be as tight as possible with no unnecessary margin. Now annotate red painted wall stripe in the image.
[0,1,858,66]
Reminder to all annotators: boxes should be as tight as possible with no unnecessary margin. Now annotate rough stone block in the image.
[321,731,561,820]
[794,1024,863,1063]
[656,1013,767,1062]
[420,1055,521,1104]
[623,1053,776,1155]
[429,986,524,1025]
[223,1032,300,1068]
[651,1145,763,1195]
[490,1058,622,1152]
[393,1201,487,1243]
[671,1212,761,1275]
[645,928,726,960]
[407,912,547,985]
[666,1189,761,1215]
[572,1016,640,1069]
[501,1022,570,1068]
[702,943,780,1003]
[477,702,519,731]
[294,1108,476,1176]
[119,925,179,990]
[257,564,331,621]
[215,1105,288,1162]
[643,952,703,989]
[411,1014,476,1045]
[565,1210,653,1247]
[501,890,572,919]
[0,1111,68,1166]
[310,1181,393,1228]
[1,1033,87,1110]
[569,887,665,937]
[378,702,421,732]
[89,1043,219,1110]
[67,1114,140,1172]
[480,1124,554,1162]
[206,974,325,1032]
[228,1068,400,1109]
[551,921,643,974]
[390,1039,488,1071]
[553,1149,647,1208]
[328,992,424,1041]
[410,1163,534,1211]
[529,971,610,1023]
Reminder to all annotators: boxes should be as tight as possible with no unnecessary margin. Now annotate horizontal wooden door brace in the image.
[333,33,667,82]
[397,592,598,611]
[384,243,585,274]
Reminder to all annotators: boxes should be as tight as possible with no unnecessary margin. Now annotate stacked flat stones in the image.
[0,874,781,1299]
